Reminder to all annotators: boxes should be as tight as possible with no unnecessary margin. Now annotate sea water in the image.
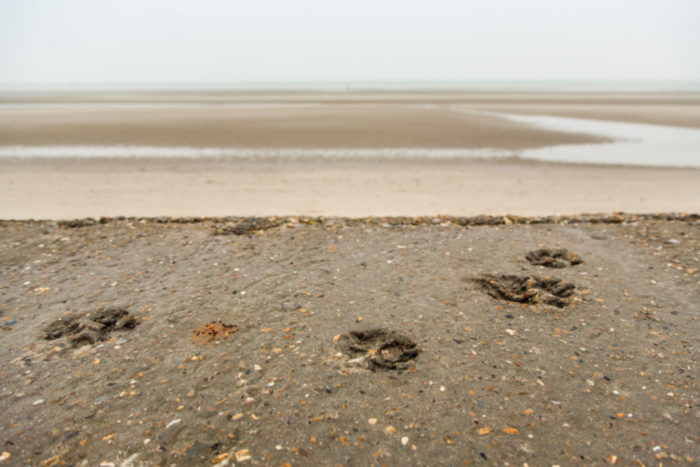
[497,113,700,168]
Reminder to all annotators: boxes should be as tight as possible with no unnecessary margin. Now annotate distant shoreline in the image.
[1,92,698,219]
[2,81,700,94]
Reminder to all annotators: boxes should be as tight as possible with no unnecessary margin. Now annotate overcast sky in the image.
[1,0,699,88]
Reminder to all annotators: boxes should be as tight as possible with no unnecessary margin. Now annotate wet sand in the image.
[2,92,700,148]
[1,91,700,219]
[3,90,699,118]
[0,217,698,466]
[0,102,605,149]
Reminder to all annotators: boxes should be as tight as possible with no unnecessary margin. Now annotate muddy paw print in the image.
[473,274,577,308]
[526,249,583,268]
[335,328,420,371]
[41,308,140,348]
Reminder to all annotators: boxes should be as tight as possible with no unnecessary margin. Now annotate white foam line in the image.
[0,146,512,159]
[0,102,324,109]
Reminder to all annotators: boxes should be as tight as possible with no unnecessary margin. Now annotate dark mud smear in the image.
[33,212,700,231]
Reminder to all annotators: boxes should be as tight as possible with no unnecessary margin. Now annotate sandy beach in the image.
[1,91,700,219]
[0,215,698,466]
[1,156,700,220]
[3,0,700,464]
[0,92,699,466]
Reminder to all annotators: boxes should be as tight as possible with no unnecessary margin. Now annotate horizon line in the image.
[2,80,700,94]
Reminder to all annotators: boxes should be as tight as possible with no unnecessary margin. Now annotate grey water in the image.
[502,113,700,168]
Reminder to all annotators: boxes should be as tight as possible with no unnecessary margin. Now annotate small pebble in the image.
[401,437,409,446]
[235,449,251,462]
[32,399,44,406]
[368,418,377,425]
[5,320,16,326]
[165,419,181,429]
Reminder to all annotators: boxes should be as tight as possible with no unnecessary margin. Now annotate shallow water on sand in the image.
[503,113,700,167]
[1,112,699,167]
[0,146,507,159]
